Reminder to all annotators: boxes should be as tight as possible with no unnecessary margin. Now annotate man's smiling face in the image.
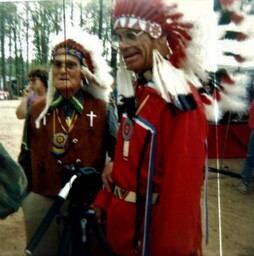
[115,28,168,74]
[116,28,157,74]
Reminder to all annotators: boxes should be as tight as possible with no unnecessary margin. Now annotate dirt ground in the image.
[0,100,253,256]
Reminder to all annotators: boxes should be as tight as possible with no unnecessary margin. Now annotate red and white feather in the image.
[203,0,254,122]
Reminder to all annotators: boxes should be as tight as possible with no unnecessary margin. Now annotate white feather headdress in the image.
[35,28,113,128]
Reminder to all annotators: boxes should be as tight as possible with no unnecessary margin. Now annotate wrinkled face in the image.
[115,28,168,74]
[52,53,82,98]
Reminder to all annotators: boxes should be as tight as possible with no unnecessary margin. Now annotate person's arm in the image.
[16,87,31,119]
[101,104,118,192]
[93,104,118,222]
[105,104,118,160]
[18,107,32,192]
[93,161,114,223]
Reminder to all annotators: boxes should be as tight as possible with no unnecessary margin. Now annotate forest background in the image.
[0,0,116,98]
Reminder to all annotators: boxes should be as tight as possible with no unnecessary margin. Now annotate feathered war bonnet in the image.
[113,0,209,112]
[204,0,254,121]
[35,30,113,128]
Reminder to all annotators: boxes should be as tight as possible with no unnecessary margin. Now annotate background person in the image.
[94,0,208,255]
[21,30,118,255]
[16,68,48,119]
[238,98,254,193]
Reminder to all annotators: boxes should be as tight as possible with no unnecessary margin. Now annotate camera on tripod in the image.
[62,165,101,206]
[25,166,115,256]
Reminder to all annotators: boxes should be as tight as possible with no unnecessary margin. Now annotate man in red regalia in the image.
[94,0,209,255]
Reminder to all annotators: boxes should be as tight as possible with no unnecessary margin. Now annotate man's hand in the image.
[93,205,105,224]
[23,86,32,97]
[102,161,113,192]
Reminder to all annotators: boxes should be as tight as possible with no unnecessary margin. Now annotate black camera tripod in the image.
[25,167,115,256]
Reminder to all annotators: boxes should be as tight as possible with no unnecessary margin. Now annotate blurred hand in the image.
[102,161,113,192]
[23,86,32,97]
[93,205,105,224]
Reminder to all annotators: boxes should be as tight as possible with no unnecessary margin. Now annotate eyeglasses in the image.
[51,60,80,70]
[112,30,144,48]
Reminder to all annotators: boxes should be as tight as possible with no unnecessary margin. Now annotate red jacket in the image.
[95,84,208,256]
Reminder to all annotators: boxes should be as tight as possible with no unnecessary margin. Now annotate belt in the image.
[114,185,159,204]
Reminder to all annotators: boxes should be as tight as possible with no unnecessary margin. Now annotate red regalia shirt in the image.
[95,82,208,256]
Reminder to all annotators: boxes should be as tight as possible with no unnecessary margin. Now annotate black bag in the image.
[0,143,28,219]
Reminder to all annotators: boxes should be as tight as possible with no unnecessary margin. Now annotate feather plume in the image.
[202,0,254,122]
[116,57,134,101]
[35,69,55,128]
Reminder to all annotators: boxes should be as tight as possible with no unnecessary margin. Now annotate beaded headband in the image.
[114,16,163,39]
[112,0,193,68]
[52,47,88,67]
[51,39,93,72]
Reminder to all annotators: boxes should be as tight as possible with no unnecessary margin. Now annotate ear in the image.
[158,35,167,45]
[154,35,168,57]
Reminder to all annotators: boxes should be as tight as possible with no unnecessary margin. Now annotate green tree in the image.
[27,1,63,66]
[75,0,117,74]
[0,2,18,97]
[0,0,118,96]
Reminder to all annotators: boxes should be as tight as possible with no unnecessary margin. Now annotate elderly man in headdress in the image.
[94,0,208,255]
[21,30,118,255]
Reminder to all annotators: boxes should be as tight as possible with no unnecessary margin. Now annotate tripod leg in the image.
[58,218,71,256]
[85,210,115,256]
[25,175,77,255]
[69,205,90,256]
[25,196,65,255]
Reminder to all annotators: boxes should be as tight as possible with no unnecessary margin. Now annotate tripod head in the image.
[62,166,101,207]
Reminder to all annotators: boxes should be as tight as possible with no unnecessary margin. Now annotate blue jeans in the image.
[241,128,254,186]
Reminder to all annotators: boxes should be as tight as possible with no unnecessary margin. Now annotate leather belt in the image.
[114,185,159,204]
